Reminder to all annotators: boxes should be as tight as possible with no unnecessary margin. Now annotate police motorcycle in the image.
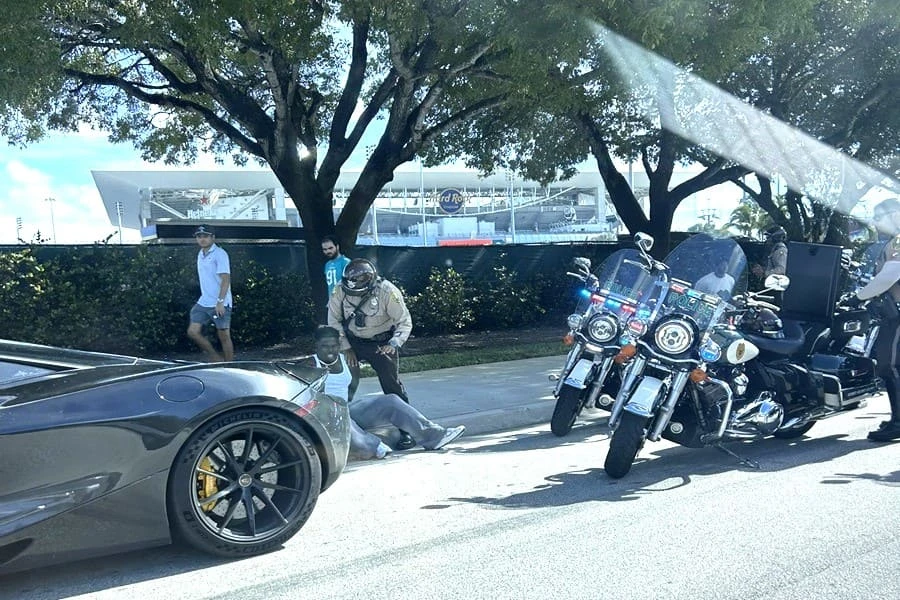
[723,246,880,441]
[603,234,881,479]
[603,234,754,478]
[549,235,666,436]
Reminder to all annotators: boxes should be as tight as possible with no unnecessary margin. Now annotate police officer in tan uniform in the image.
[857,198,900,442]
[327,258,417,449]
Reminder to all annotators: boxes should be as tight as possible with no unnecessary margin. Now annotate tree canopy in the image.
[2,0,897,275]
[0,0,585,303]
[428,0,899,252]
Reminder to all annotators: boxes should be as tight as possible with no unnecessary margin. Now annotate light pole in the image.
[44,197,57,242]
[16,216,22,242]
[115,201,124,244]
[420,160,427,246]
[506,170,517,243]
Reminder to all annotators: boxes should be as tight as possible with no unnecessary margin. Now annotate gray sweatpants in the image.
[349,393,447,457]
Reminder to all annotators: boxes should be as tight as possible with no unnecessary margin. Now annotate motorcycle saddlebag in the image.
[807,353,877,408]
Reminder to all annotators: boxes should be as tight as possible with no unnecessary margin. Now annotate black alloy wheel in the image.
[168,408,322,557]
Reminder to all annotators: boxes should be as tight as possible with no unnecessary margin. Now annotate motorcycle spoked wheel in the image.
[551,385,585,437]
[772,421,816,439]
[605,412,648,479]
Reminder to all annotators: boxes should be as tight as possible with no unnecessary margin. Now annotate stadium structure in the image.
[91,167,695,245]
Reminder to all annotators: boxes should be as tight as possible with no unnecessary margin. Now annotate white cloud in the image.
[0,159,140,244]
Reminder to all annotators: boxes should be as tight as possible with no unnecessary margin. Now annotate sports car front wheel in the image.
[168,408,322,557]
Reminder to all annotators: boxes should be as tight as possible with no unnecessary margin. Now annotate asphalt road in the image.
[4,400,899,600]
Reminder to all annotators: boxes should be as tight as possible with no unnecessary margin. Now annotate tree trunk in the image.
[269,159,336,318]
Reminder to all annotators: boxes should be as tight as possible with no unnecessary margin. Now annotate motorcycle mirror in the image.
[764,274,790,291]
[634,232,654,253]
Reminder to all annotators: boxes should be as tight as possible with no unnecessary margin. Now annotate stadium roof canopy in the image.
[91,168,658,230]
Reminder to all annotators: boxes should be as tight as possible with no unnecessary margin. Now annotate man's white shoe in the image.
[375,442,393,459]
[431,425,466,450]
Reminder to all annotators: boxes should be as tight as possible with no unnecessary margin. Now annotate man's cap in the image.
[193,224,215,236]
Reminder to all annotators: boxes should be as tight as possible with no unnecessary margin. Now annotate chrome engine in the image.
[723,392,784,438]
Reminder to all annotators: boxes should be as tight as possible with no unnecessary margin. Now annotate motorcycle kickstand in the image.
[714,443,760,470]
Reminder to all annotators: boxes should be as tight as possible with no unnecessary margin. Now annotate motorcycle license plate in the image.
[564,359,593,389]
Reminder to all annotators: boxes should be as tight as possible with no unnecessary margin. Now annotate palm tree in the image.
[726,199,771,239]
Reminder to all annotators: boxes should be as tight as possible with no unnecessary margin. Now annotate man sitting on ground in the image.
[305,326,466,459]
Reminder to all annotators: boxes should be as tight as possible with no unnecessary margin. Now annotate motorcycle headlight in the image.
[567,313,584,330]
[586,313,619,344]
[654,318,694,355]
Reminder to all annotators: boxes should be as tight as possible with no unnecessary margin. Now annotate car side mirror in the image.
[764,274,790,291]
[634,232,654,253]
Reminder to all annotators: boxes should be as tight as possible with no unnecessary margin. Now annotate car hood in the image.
[0,339,171,369]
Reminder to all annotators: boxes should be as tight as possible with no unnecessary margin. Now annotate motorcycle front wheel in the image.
[605,412,647,478]
[551,385,584,437]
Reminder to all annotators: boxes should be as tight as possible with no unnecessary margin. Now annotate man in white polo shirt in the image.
[187,224,234,361]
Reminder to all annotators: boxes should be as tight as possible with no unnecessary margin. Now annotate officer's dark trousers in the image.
[349,337,409,403]
[873,319,900,423]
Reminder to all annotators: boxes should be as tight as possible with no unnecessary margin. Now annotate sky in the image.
[0,129,255,245]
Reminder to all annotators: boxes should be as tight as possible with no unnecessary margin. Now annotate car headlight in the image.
[567,313,584,330]
[654,318,694,354]
[586,313,619,344]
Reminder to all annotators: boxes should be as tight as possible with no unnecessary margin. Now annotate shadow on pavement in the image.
[453,415,612,454]
[445,434,880,509]
[822,468,900,486]
[1,544,244,598]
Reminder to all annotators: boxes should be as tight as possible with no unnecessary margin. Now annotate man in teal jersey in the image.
[322,235,351,297]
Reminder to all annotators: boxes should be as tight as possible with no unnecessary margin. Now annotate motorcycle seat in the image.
[744,320,806,356]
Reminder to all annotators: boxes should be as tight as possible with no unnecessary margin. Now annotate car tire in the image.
[168,408,322,558]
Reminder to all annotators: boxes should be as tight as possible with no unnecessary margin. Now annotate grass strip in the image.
[359,340,568,377]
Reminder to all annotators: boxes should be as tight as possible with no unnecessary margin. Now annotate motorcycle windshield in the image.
[662,234,749,332]
[575,249,662,323]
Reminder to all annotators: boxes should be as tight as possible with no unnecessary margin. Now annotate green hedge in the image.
[0,246,316,354]
[0,245,571,354]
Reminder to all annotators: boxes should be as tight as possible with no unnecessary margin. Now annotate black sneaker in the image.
[394,432,416,450]
[868,421,900,442]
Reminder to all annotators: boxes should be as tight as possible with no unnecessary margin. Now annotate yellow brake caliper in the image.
[196,456,219,512]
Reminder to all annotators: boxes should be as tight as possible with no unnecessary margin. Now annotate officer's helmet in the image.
[765,225,787,243]
[745,307,784,338]
[342,259,378,296]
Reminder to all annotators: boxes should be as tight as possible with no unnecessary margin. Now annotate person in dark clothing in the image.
[856,198,900,442]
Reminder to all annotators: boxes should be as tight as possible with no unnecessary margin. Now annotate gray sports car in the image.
[0,339,350,575]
